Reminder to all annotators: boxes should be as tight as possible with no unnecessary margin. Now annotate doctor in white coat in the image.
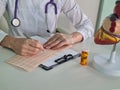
[0,0,94,56]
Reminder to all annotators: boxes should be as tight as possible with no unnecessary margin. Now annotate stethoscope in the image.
[11,0,58,33]
[11,0,20,27]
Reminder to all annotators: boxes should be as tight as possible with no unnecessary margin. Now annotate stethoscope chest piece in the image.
[11,18,21,27]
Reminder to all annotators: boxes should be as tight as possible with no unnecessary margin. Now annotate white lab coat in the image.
[0,0,94,42]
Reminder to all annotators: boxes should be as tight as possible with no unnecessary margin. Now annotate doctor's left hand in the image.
[43,32,83,50]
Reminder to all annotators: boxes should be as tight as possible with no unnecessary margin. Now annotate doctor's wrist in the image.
[70,32,83,44]
[0,35,16,49]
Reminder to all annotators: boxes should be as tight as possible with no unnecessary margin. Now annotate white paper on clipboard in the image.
[41,49,78,67]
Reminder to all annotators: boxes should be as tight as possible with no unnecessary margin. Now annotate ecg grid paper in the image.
[7,49,63,72]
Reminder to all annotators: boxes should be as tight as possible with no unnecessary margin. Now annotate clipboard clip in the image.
[39,53,81,71]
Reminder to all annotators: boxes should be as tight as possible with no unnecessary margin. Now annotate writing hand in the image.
[0,36,44,56]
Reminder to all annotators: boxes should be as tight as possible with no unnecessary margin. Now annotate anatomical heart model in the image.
[94,1,120,45]
[93,1,120,77]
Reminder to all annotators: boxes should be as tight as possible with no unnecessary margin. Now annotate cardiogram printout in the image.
[7,48,63,72]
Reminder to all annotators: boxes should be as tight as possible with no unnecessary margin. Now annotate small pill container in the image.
[80,50,89,66]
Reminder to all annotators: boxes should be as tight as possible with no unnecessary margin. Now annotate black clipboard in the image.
[39,52,81,71]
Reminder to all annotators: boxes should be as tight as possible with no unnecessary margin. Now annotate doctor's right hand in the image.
[0,35,44,56]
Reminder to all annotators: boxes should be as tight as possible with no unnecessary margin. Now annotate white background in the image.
[58,0,100,33]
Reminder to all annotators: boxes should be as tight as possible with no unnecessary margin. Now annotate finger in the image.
[27,47,40,54]
[44,38,58,46]
[51,41,66,49]
[17,44,40,56]
[44,37,59,48]
[20,52,33,56]
[29,40,44,50]
[20,53,29,56]
[14,49,28,56]
[53,39,69,49]
[25,44,43,54]
[25,51,39,56]
[20,52,36,56]
[21,48,40,56]
[25,47,45,56]
[44,34,61,46]
[45,39,63,49]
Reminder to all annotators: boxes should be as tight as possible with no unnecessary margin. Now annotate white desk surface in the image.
[0,38,120,90]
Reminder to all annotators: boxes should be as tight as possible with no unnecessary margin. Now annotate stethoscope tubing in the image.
[14,0,18,18]
[45,0,57,15]
[12,0,58,31]
[45,0,58,33]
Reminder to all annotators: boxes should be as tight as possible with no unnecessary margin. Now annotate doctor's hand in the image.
[0,35,44,56]
[43,32,83,50]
